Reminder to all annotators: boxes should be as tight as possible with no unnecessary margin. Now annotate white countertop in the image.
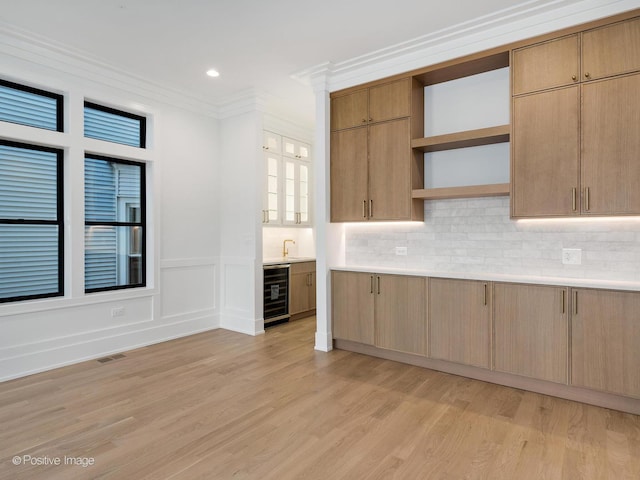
[263,257,316,266]
[331,265,640,292]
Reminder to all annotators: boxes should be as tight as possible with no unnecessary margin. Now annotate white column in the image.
[312,76,346,352]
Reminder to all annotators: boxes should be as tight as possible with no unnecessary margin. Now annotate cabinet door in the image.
[581,74,640,215]
[330,127,368,222]
[512,87,580,217]
[282,137,311,160]
[368,118,411,220]
[263,152,280,224]
[290,271,311,315]
[282,159,312,226]
[429,278,490,368]
[368,78,411,124]
[582,17,640,81]
[309,272,316,310]
[512,35,579,95]
[494,283,568,383]
[297,161,311,225]
[290,262,315,316]
[331,89,368,131]
[572,288,640,399]
[375,274,426,355]
[332,271,374,345]
[283,159,297,225]
[263,130,282,153]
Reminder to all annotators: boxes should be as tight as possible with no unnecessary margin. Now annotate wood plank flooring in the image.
[0,317,639,479]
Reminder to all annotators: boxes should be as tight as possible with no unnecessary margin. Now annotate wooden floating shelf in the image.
[411,125,510,153]
[412,183,510,200]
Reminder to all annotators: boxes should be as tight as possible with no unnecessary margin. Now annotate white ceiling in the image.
[0,0,602,124]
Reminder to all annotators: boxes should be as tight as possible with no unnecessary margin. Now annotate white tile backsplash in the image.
[262,227,315,259]
[345,197,640,282]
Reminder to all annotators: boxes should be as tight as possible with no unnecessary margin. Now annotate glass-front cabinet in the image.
[262,131,311,226]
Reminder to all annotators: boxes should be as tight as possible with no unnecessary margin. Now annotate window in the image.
[0,79,63,131]
[0,141,64,303]
[84,102,146,148]
[85,155,145,292]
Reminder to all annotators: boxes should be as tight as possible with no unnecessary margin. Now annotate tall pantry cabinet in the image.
[330,78,423,222]
[511,17,640,217]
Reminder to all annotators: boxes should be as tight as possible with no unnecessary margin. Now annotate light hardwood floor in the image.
[1,317,639,479]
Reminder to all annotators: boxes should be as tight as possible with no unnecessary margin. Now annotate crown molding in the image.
[262,113,314,144]
[0,21,314,125]
[216,89,270,119]
[0,20,221,118]
[294,0,637,92]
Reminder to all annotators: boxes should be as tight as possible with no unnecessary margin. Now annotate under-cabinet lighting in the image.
[343,221,424,228]
[206,69,220,78]
[517,217,640,223]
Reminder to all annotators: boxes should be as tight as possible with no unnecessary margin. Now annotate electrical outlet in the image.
[562,248,582,265]
[111,307,125,318]
[395,246,408,256]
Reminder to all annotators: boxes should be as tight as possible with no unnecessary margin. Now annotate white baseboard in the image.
[0,311,218,382]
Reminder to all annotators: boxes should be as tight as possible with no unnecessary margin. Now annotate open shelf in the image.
[411,125,510,153]
[412,183,510,200]
[412,51,510,87]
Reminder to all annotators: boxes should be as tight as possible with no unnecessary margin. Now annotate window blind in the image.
[0,80,62,131]
[84,103,145,148]
[0,142,63,302]
[85,155,145,292]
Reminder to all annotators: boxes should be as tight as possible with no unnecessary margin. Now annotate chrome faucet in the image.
[282,239,295,257]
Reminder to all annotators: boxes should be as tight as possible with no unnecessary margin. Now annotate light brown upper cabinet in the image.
[330,77,421,222]
[581,74,640,215]
[582,16,640,81]
[493,283,568,384]
[513,17,640,95]
[571,288,640,399]
[367,119,412,220]
[512,15,640,217]
[429,278,491,368]
[512,87,580,217]
[330,78,411,131]
[512,35,580,95]
[331,117,413,221]
[330,127,368,222]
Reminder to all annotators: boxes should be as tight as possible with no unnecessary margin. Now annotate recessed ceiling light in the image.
[206,69,220,78]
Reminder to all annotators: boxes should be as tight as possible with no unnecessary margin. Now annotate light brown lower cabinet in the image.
[375,274,427,355]
[332,271,427,355]
[332,271,374,345]
[429,278,490,368]
[332,270,640,412]
[571,288,640,399]
[289,261,316,318]
[493,283,569,384]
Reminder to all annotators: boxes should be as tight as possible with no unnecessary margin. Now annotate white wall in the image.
[0,45,221,381]
[218,111,264,336]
